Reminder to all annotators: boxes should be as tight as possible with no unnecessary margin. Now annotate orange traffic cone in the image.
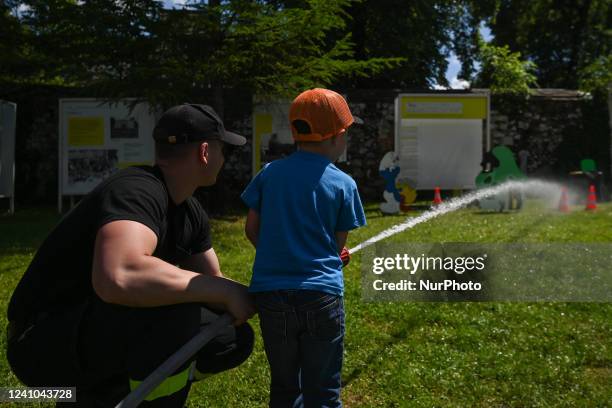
[558,187,570,213]
[585,184,597,211]
[432,187,443,206]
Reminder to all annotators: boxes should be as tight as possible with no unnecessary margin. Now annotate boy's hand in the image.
[340,246,350,267]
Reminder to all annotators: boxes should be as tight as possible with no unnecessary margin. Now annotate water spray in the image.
[349,179,565,254]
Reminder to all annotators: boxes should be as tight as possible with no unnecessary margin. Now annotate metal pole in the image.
[10,103,16,215]
[115,313,233,408]
[486,91,491,152]
[58,100,63,214]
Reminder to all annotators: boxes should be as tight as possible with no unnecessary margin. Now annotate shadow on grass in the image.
[342,312,423,388]
[0,208,60,255]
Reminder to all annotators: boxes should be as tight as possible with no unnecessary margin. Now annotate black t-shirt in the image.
[7,166,212,322]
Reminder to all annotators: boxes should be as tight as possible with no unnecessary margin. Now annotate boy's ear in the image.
[198,142,209,164]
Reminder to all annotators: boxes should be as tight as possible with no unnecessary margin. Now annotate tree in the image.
[149,0,399,105]
[344,0,474,88]
[579,54,612,97]
[450,0,505,83]
[0,2,45,87]
[487,0,611,89]
[328,0,504,89]
[4,0,400,110]
[15,0,163,88]
[473,41,537,95]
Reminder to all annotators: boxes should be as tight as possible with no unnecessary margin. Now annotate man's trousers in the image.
[7,295,254,407]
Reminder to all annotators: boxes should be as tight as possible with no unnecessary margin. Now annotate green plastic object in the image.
[475,146,526,187]
[580,159,597,173]
[475,146,526,211]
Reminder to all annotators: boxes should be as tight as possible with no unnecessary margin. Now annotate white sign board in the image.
[397,119,483,189]
[395,93,489,190]
[58,99,157,210]
[0,101,17,213]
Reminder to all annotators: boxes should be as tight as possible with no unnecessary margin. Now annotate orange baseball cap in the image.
[289,88,362,142]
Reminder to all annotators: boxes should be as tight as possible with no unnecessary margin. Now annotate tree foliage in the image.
[344,0,489,88]
[0,2,42,85]
[3,0,400,108]
[579,54,612,97]
[2,0,609,102]
[473,41,537,95]
[486,0,611,90]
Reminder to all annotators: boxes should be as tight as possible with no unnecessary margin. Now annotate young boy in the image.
[241,88,366,407]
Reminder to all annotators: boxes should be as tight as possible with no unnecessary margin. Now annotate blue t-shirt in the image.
[241,150,366,295]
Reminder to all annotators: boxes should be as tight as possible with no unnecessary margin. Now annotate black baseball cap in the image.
[153,103,246,146]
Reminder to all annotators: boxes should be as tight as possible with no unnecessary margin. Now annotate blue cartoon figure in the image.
[379,151,401,214]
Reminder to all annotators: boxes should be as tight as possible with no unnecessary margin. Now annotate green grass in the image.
[1,201,611,407]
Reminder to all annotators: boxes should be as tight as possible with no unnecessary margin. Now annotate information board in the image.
[252,99,294,176]
[394,93,490,190]
[0,100,17,213]
[58,99,157,211]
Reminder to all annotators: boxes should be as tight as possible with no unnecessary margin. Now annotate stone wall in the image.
[3,87,610,209]
[488,90,609,178]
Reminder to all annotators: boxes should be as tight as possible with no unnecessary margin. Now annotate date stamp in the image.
[0,387,76,402]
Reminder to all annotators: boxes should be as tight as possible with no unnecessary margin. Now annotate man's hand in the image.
[223,281,257,326]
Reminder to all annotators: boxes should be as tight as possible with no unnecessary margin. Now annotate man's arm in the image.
[180,248,223,277]
[245,209,260,248]
[92,220,255,325]
[179,248,226,312]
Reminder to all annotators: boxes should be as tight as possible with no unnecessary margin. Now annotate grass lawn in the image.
[1,200,611,407]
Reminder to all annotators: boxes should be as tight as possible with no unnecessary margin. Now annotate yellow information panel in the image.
[253,113,273,173]
[255,113,273,135]
[68,116,105,146]
[400,95,487,119]
[117,161,149,169]
[59,100,157,206]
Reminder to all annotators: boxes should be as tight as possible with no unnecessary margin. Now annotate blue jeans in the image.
[255,290,345,408]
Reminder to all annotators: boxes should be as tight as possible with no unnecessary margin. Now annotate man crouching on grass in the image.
[6,104,256,407]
